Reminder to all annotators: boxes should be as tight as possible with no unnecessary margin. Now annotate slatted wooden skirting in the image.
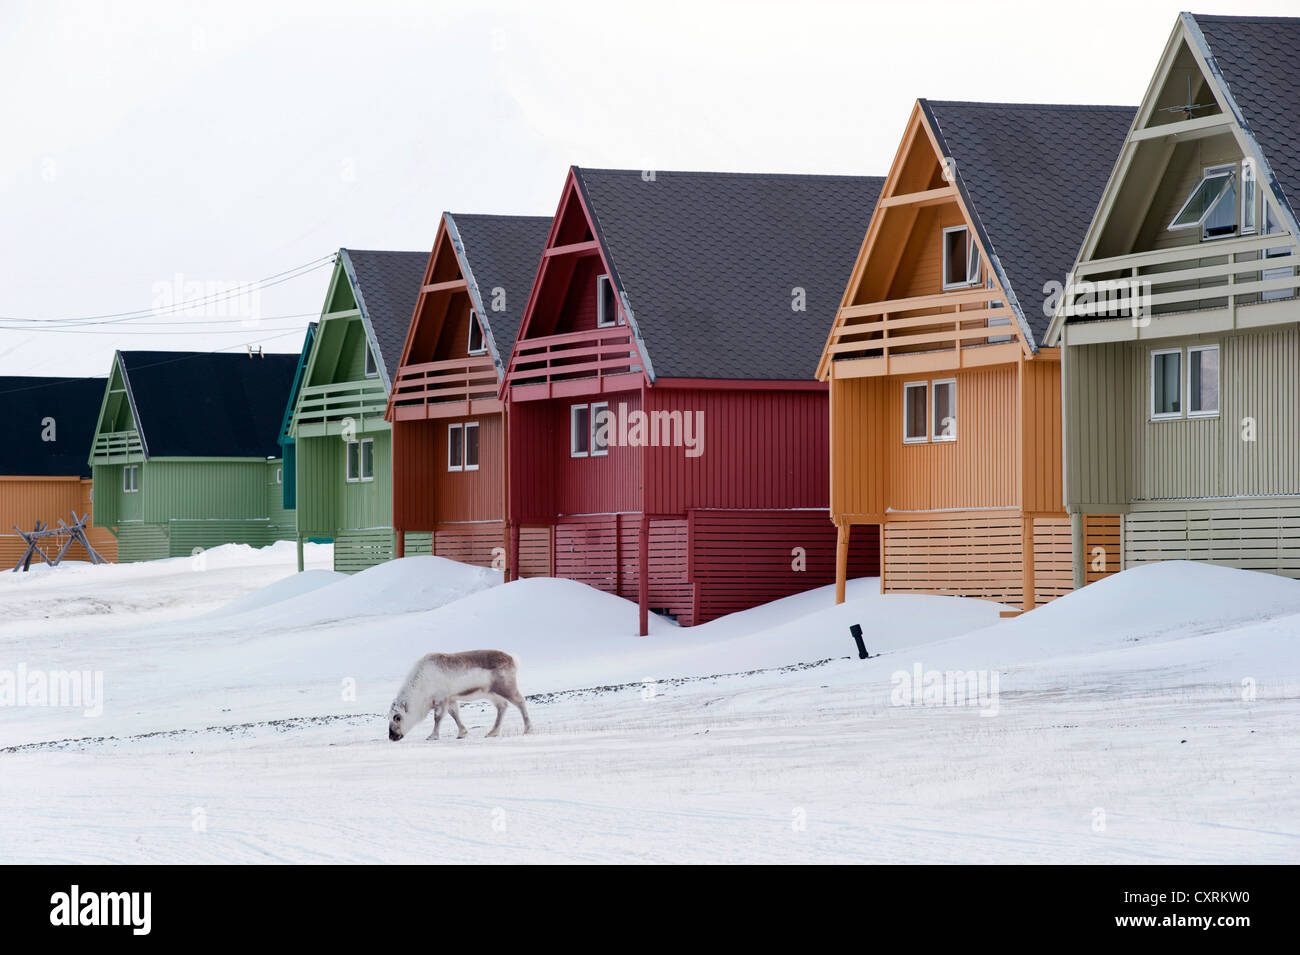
[1083,514,1122,583]
[554,515,694,622]
[1125,503,1300,577]
[692,510,879,622]
[334,528,396,573]
[115,522,170,563]
[883,512,1072,606]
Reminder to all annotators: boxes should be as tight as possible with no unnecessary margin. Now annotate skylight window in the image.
[1169,165,1237,238]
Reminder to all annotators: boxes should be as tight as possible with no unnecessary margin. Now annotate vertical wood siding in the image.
[1065,341,1134,508]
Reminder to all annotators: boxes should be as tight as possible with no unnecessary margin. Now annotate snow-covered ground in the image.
[1,544,1297,863]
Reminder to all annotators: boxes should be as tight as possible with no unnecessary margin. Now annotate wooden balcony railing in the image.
[827,287,1020,374]
[1065,232,1300,319]
[90,429,144,463]
[389,355,499,418]
[295,379,388,428]
[505,325,642,390]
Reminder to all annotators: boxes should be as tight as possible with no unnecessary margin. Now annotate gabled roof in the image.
[572,167,885,380]
[114,351,299,459]
[921,100,1136,346]
[278,322,317,448]
[446,213,552,368]
[0,376,105,478]
[1190,13,1300,225]
[340,249,428,387]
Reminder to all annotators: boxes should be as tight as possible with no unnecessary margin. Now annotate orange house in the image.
[817,100,1133,610]
[0,376,117,566]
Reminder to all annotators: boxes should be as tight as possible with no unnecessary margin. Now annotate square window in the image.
[596,275,618,327]
[904,382,928,443]
[1169,165,1237,239]
[590,402,610,456]
[932,380,957,441]
[1189,346,1219,416]
[464,422,480,470]
[942,227,970,290]
[448,424,463,472]
[1151,350,1182,419]
[570,404,590,457]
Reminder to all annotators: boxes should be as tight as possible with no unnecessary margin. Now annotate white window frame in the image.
[123,464,140,493]
[1187,344,1221,419]
[467,310,487,356]
[1150,348,1184,421]
[1262,203,1292,302]
[1168,164,1238,241]
[462,421,480,471]
[590,401,610,457]
[903,381,929,444]
[941,226,981,290]
[596,274,618,328]
[447,423,464,472]
[275,467,282,485]
[346,437,375,482]
[1240,160,1257,235]
[931,379,957,442]
[570,404,591,458]
[364,342,379,378]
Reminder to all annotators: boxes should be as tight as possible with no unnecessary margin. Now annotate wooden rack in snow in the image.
[10,512,108,571]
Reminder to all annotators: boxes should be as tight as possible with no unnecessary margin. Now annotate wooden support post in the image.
[395,528,405,559]
[1070,511,1085,590]
[1022,516,1035,612]
[296,535,304,573]
[509,522,521,583]
[834,522,850,605]
[638,512,649,637]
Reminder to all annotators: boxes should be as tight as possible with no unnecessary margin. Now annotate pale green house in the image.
[88,349,300,561]
[1047,13,1300,583]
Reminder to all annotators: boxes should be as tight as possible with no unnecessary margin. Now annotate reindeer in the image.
[388,650,532,741]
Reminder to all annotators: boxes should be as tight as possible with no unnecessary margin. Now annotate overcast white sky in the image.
[1,0,1293,377]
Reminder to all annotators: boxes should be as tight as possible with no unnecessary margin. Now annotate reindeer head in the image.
[387,698,410,741]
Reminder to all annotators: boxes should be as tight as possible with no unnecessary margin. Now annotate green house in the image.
[290,248,427,572]
[88,349,301,562]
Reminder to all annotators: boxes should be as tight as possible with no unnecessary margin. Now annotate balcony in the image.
[294,379,389,436]
[388,355,501,421]
[1064,232,1300,332]
[826,287,1023,378]
[90,429,144,464]
[505,325,643,399]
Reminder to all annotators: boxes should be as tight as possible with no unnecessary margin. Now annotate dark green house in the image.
[88,349,300,561]
[289,248,426,572]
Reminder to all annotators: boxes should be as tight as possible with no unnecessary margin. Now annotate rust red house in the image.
[504,167,884,632]
[386,213,552,565]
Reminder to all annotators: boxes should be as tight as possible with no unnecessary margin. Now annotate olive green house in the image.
[88,350,300,561]
[289,248,427,572]
[1047,13,1300,583]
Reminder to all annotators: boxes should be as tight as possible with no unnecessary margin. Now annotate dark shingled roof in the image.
[573,168,884,380]
[1192,13,1300,223]
[922,101,1136,347]
[0,376,105,478]
[342,249,428,385]
[446,213,551,362]
[117,351,299,459]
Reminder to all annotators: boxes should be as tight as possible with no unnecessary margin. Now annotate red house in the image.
[386,213,552,566]
[504,167,884,633]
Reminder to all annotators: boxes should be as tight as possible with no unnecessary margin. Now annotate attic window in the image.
[942,226,980,290]
[467,310,486,355]
[596,274,618,327]
[1169,164,1237,239]
[364,343,379,378]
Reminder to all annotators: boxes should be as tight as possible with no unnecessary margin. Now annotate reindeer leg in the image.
[428,701,445,740]
[509,690,532,734]
[486,696,507,738]
[448,701,469,739]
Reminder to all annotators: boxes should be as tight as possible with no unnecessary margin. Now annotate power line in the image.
[0,254,335,329]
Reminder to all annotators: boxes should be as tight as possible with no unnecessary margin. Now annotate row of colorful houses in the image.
[4,13,1298,632]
